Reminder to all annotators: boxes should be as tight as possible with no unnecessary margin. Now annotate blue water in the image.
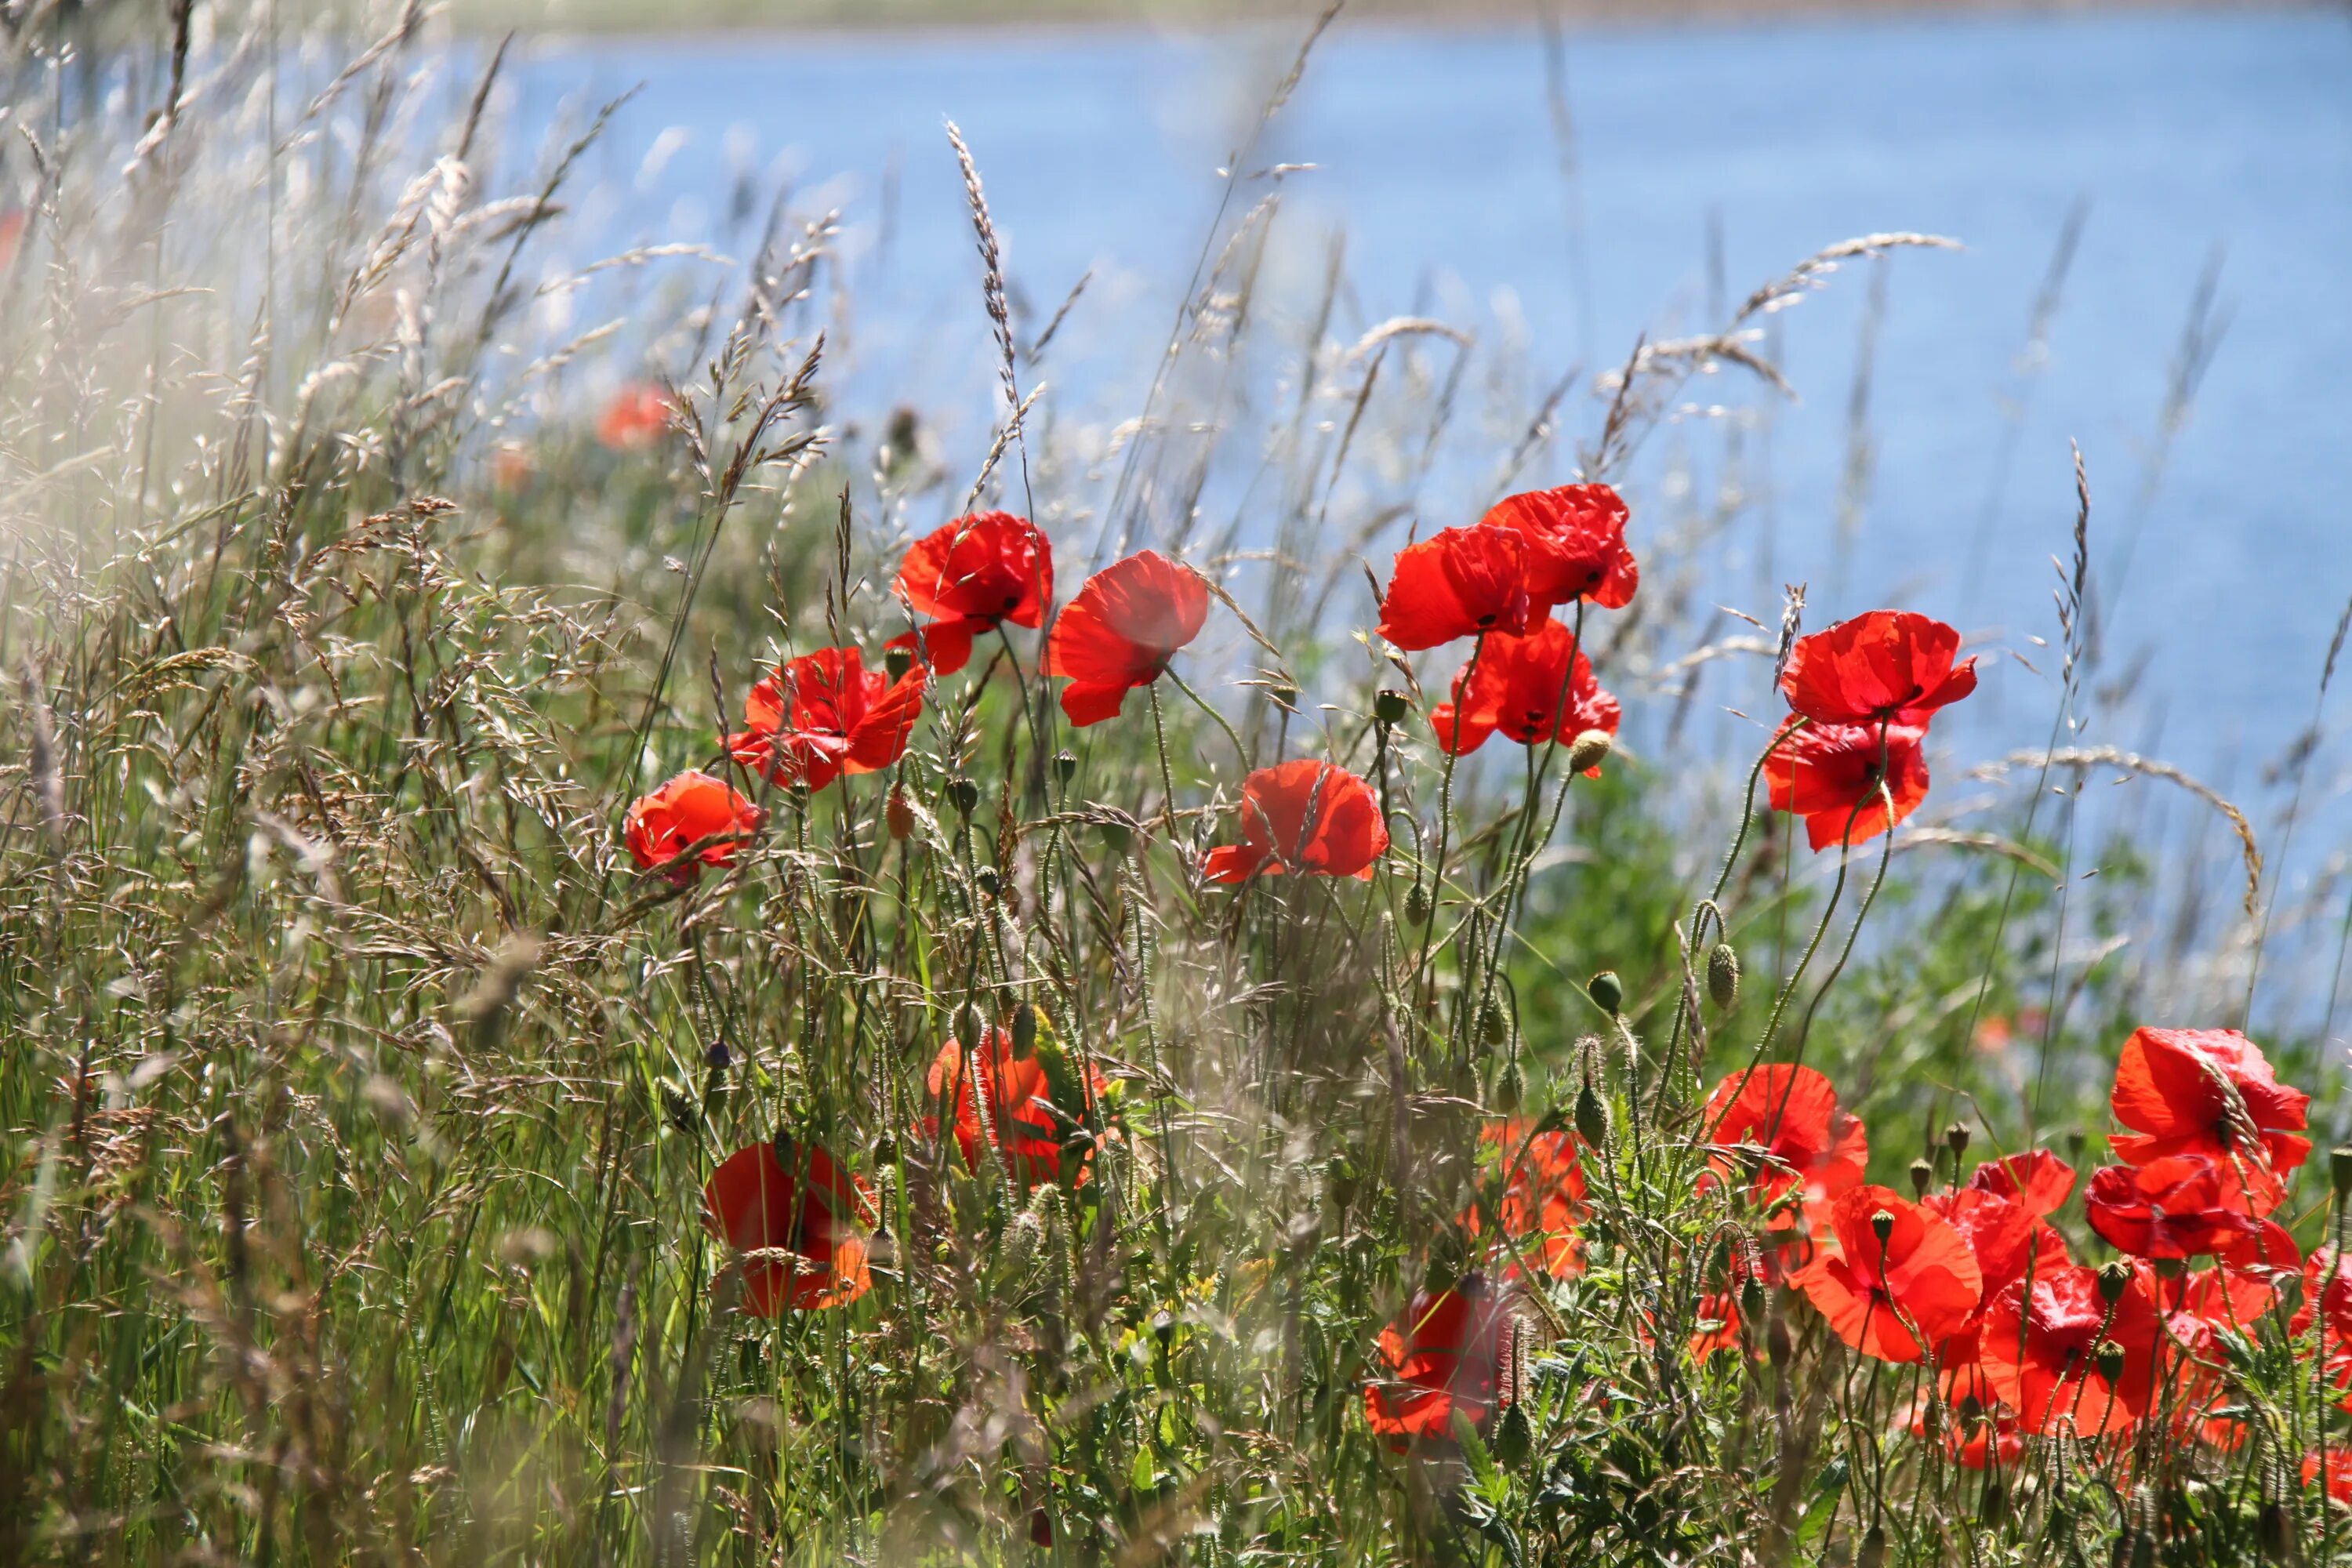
[511,9,2352,932]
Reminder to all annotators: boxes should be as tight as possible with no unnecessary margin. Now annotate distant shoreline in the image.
[448,0,2328,38]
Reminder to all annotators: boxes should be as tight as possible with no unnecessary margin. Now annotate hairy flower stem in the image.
[1412,631,1485,1018]
[1146,678,1181,837]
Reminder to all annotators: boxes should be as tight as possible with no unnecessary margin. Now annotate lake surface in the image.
[511,8,2352,855]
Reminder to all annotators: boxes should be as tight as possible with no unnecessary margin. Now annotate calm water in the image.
[514,8,2352,815]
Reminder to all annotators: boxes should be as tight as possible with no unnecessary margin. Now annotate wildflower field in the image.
[0,5,2345,1566]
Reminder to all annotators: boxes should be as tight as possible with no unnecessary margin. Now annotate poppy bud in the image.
[1706,942,1740,1008]
[885,785,916,840]
[2332,1145,2352,1200]
[2153,1257,2186,1280]
[2096,1260,2132,1305]
[1566,729,1614,775]
[1374,688,1410,727]
[1011,1002,1038,1054]
[956,1005,985,1050]
[884,646,914,682]
[1740,1274,1767,1327]
[1269,684,1299,710]
[946,776,981,816]
[1098,821,1131,860]
[1494,1059,1524,1112]
[2256,1501,2291,1561]
[1908,1158,1933,1198]
[1766,1311,1792,1370]
[1404,882,1431,925]
[2094,1339,2127,1385]
[1152,1310,1175,1346]
[1857,1525,1886,1568]
[975,864,1001,898]
[1494,1400,1533,1468]
[1945,1121,1971,1160]
[1480,999,1509,1047]
[2128,1530,2154,1568]
[1870,1208,1896,1246]
[1979,1479,2008,1528]
[704,1041,731,1071]
[1588,971,1623,1015]
[873,1134,898,1167]
[1574,1082,1610,1150]
[1053,750,1078,785]
[660,1085,695,1134]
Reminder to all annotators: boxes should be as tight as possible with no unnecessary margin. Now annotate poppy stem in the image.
[1163,666,1248,772]
[1145,680,1181,837]
[1413,633,1486,1018]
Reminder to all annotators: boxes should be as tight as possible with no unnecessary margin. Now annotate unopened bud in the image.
[2332,1145,2352,1200]
[886,785,916,840]
[1480,999,1509,1047]
[1870,1208,1896,1246]
[1945,1122,1971,1160]
[1012,1002,1038,1055]
[1766,1312,1792,1370]
[1405,883,1431,926]
[956,1005,985,1050]
[946,776,981,815]
[1374,689,1410,728]
[1908,1158,1933,1198]
[1978,1479,2008,1529]
[1494,1400,1533,1469]
[2096,1260,2132,1305]
[2256,1500,2292,1561]
[975,864,1001,898]
[1566,729,1614,775]
[884,645,915,682]
[1739,1274,1767,1326]
[1494,1059,1524,1112]
[1053,750,1079,785]
[872,1134,898,1167]
[2094,1339,2127,1385]
[1588,971,1623,1015]
[1574,1082,1610,1150]
[1857,1524,1886,1568]
[1706,942,1740,1008]
[1098,820,1132,859]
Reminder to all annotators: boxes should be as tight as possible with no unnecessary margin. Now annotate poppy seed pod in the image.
[1588,971,1623,1014]
[1566,728,1614,775]
[1706,942,1739,1008]
[2332,1145,2352,1199]
[1053,750,1078,785]
[884,645,914,682]
[1011,1002,1038,1055]
[2096,1259,2132,1305]
[946,776,981,816]
[1946,1121,1971,1160]
[885,785,916,840]
[1574,1081,1610,1150]
[1908,1158,1933,1198]
[1270,684,1299,710]
[1374,688,1410,728]
[1870,1208,1896,1246]
[2094,1339,2127,1385]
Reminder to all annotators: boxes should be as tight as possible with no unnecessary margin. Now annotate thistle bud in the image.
[1574,1082,1610,1150]
[1870,1208,1896,1246]
[1011,1002,1038,1055]
[1566,729,1614,775]
[1706,942,1740,1008]
[2332,1145,2352,1200]
[885,785,916,840]
[1908,1158,1933,1198]
[2094,1339,2127,1385]
[1374,688,1410,728]
[1857,1524,1886,1568]
[2096,1260,2132,1305]
[1404,882,1431,926]
[1480,999,1509,1048]
[1494,1059,1524,1112]
[1945,1121,1972,1160]
[1053,750,1079,785]
[884,645,915,682]
[1588,971,1624,1015]
[975,864,1001,898]
[1494,1400,1533,1469]
[946,776,981,816]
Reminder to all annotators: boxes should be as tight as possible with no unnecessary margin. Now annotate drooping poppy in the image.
[1429,615,1622,765]
[1979,1261,2161,1437]
[624,770,764,880]
[1479,484,1639,614]
[2085,1156,2263,1260]
[1967,1149,2078,1218]
[597,382,673,451]
[1463,1120,1588,1280]
[1764,717,1930,852]
[1203,760,1389,884]
[1041,550,1210,726]
[887,510,1053,675]
[1700,1063,1869,1226]
[1374,524,1535,652]
[2108,1026,2312,1212]
[1791,1185,1984,1363]
[1780,610,1978,728]
[924,1029,1106,1189]
[702,1137,877,1314]
[725,646,926,793]
[1363,1275,1517,1442]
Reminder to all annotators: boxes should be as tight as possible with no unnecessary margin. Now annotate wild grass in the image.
[0,6,2344,1566]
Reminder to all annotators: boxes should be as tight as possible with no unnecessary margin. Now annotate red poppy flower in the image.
[1700,1064,1869,1226]
[597,383,673,451]
[887,510,1053,675]
[2216,1218,2302,1274]
[2085,1156,2263,1260]
[1430,616,1622,764]
[1979,1261,2161,1437]
[1921,1189,2069,1396]
[1780,610,1977,727]
[1764,717,1930,852]
[1479,484,1639,614]
[1904,1399,2023,1471]
[2306,1451,2352,1508]
[1791,1186,1984,1363]
[702,1137,877,1314]
[1689,1291,1748,1360]
[1364,1275,1517,1441]
[725,646,925,793]
[1203,760,1389,884]
[2108,1026,2312,1212]
[2293,1247,2352,1406]
[1041,550,1210,726]
[1374,524,1535,651]
[1967,1149,2078,1218]
[1464,1120,1588,1280]
[624,770,764,880]
[924,1029,1106,1189]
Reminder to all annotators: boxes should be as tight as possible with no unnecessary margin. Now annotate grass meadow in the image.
[0,4,2347,1565]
